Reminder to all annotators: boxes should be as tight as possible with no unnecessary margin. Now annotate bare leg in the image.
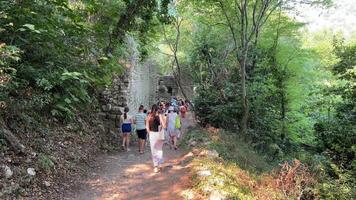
[122,134,126,150]
[173,136,177,150]
[140,139,145,153]
[170,135,174,149]
[126,134,130,151]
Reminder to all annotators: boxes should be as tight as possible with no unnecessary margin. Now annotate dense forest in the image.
[1,0,355,199]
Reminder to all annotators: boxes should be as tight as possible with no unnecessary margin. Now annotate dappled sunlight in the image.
[61,113,195,200]
[71,148,192,199]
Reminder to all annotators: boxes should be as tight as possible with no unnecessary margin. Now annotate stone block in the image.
[107,104,112,111]
[108,114,117,120]
[102,105,109,112]
[110,106,122,115]
[98,112,107,120]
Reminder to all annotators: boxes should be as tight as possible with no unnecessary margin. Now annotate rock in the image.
[108,114,117,120]
[98,112,107,120]
[102,105,108,112]
[197,170,212,177]
[110,106,123,115]
[3,165,13,179]
[27,168,36,176]
[209,190,226,200]
[199,149,219,158]
[44,181,51,187]
[203,141,212,146]
[189,140,197,147]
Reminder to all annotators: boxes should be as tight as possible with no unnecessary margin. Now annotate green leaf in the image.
[23,24,35,30]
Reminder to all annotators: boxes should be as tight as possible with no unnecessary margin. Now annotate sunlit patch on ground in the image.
[63,113,196,200]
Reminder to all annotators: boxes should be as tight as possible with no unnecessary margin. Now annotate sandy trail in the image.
[64,113,195,200]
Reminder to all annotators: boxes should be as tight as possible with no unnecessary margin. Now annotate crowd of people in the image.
[119,97,191,173]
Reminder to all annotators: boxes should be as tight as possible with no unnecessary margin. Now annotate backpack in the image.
[175,115,181,129]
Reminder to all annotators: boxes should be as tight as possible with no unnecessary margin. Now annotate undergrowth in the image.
[182,127,318,200]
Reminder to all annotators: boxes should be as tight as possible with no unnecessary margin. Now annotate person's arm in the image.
[158,114,163,132]
[165,115,169,128]
[133,115,136,124]
[146,116,150,133]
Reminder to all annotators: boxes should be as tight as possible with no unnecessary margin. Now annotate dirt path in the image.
[64,113,195,200]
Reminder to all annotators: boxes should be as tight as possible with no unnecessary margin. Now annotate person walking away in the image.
[167,106,179,150]
[121,107,133,151]
[175,111,182,140]
[134,105,147,154]
[171,97,178,110]
[180,101,187,118]
[159,105,168,146]
[146,104,164,173]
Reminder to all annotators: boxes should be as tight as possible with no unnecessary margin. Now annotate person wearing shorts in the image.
[134,105,147,154]
[121,107,133,151]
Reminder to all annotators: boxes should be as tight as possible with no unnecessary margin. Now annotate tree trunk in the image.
[1,121,26,154]
[281,88,286,140]
[240,48,249,135]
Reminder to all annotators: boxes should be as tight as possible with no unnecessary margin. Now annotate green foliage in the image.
[160,1,353,198]
[314,41,355,169]
[315,159,356,199]
[0,0,166,120]
[38,153,55,172]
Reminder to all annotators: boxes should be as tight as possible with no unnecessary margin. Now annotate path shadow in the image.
[63,113,196,200]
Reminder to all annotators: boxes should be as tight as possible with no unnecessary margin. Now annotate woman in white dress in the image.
[146,104,164,173]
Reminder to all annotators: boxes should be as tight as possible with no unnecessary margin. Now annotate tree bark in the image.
[1,121,26,154]
[240,46,249,135]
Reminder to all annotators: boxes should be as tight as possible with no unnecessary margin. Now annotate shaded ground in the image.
[63,113,195,200]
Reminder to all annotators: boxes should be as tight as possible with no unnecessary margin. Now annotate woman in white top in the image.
[166,106,178,150]
[121,107,133,151]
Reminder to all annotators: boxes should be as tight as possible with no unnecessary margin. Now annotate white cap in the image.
[168,106,174,111]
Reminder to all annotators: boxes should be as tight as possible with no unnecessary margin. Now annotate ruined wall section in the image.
[97,34,158,145]
[98,73,129,144]
[127,60,157,116]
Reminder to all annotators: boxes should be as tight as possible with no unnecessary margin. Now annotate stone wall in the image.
[156,75,194,102]
[127,60,157,115]
[98,73,129,143]
[98,61,158,144]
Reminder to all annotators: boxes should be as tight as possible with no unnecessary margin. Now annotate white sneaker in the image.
[153,167,159,173]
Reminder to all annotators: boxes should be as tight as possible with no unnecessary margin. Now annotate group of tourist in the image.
[119,97,190,173]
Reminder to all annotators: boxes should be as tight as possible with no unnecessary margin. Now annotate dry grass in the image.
[183,128,317,200]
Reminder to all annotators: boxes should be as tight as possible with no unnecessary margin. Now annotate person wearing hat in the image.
[166,106,179,150]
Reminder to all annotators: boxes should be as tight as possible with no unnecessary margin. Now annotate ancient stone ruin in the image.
[97,61,157,145]
[96,36,194,146]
